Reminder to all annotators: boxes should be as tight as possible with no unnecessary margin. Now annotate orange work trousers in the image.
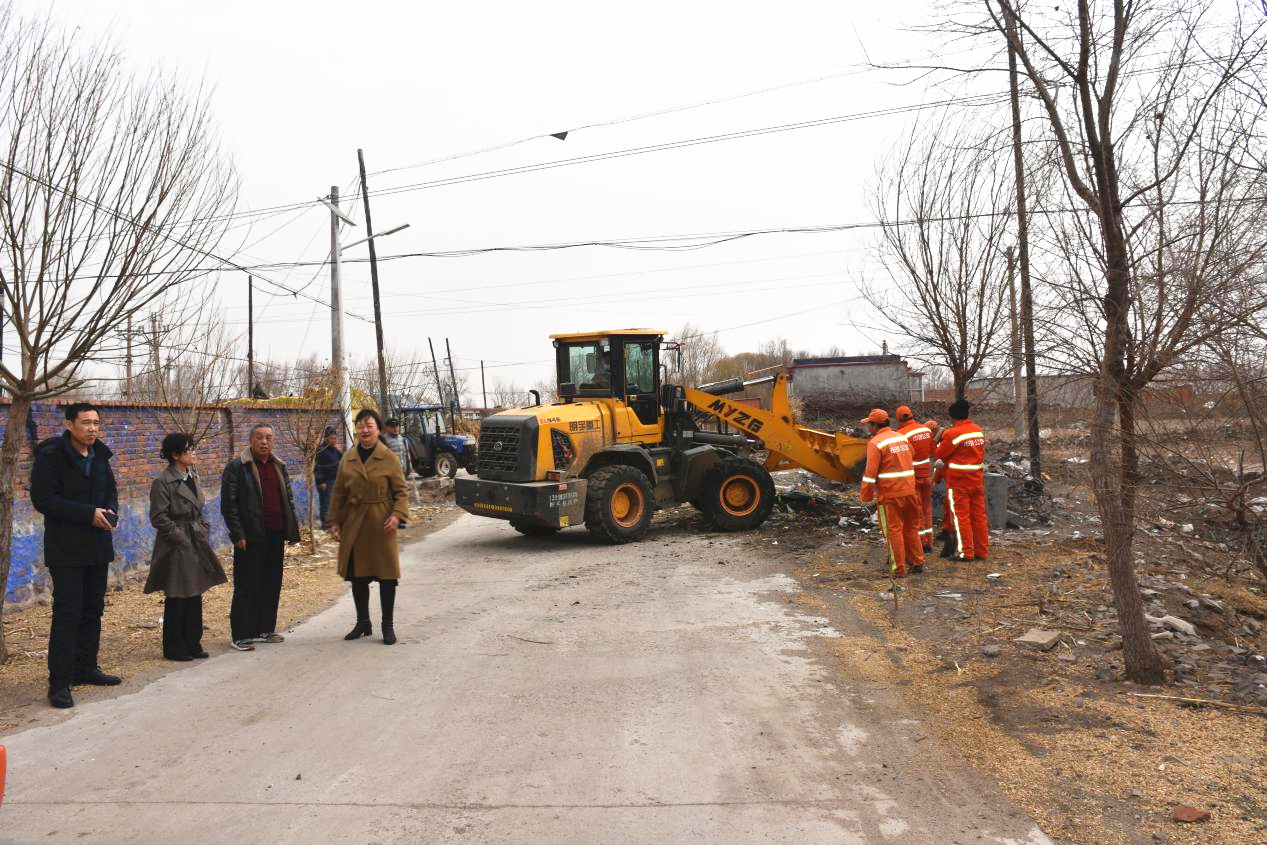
[915,477,933,549]
[877,494,923,575]
[946,483,989,559]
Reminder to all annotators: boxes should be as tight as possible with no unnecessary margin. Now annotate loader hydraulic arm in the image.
[681,373,869,483]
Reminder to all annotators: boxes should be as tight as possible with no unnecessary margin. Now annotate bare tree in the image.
[130,295,243,441]
[666,322,726,387]
[0,6,238,659]
[861,114,1013,400]
[487,376,526,408]
[273,369,338,554]
[985,0,1267,683]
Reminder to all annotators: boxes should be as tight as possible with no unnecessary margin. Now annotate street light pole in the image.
[329,186,354,438]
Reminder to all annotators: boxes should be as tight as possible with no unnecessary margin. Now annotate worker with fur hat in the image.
[934,400,989,561]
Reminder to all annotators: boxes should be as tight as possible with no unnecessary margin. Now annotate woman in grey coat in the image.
[144,433,228,661]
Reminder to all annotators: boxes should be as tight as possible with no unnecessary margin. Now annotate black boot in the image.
[939,533,957,559]
[345,580,372,640]
[380,581,397,645]
[344,620,372,640]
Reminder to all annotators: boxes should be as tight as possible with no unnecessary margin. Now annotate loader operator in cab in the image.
[590,349,612,389]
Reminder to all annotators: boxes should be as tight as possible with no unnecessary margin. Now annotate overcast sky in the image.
[27,0,999,401]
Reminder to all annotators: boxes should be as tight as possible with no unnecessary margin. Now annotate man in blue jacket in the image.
[314,427,342,528]
[30,403,122,709]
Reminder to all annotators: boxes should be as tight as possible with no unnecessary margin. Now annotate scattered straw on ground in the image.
[781,531,1267,845]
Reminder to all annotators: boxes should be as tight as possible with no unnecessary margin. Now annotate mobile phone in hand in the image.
[104,511,118,527]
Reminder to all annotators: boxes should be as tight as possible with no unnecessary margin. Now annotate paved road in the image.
[0,515,1051,844]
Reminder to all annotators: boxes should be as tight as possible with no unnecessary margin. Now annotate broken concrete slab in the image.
[1014,628,1061,651]
[1145,614,1197,637]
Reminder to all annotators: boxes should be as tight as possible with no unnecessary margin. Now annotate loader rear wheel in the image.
[511,521,559,538]
[584,465,654,544]
[699,457,775,532]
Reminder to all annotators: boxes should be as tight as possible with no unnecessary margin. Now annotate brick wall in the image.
[3,401,341,605]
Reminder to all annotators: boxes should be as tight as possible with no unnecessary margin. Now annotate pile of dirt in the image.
[0,504,460,733]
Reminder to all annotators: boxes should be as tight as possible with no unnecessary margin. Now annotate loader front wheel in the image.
[699,457,775,532]
[584,465,654,544]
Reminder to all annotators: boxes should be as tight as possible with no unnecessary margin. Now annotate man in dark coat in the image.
[220,423,300,651]
[30,402,122,709]
[314,427,342,529]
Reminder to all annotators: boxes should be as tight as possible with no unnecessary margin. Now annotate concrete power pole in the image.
[247,274,255,397]
[1006,247,1023,440]
[1005,7,1043,491]
[357,149,391,415]
[329,186,353,438]
[445,338,461,430]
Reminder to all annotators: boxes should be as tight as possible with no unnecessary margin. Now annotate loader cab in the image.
[553,330,665,426]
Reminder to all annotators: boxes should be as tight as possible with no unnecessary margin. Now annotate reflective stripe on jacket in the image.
[860,427,917,503]
[934,418,986,487]
[897,420,935,479]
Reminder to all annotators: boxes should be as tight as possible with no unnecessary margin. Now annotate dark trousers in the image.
[230,533,284,642]
[318,485,332,528]
[47,564,108,689]
[163,595,204,658]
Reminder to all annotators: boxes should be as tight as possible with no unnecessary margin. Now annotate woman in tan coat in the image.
[327,409,411,645]
[144,433,228,660]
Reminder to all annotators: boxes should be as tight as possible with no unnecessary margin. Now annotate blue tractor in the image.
[398,404,478,478]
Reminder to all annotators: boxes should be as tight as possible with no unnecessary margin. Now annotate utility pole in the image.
[445,338,461,430]
[428,338,445,417]
[1005,6,1043,491]
[357,149,391,414]
[480,360,487,409]
[1006,247,1023,440]
[329,186,353,437]
[247,275,255,397]
[125,315,133,401]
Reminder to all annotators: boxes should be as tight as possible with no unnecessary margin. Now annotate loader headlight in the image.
[550,429,575,471]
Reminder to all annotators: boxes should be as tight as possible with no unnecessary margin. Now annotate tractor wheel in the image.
[511,521,559,538]
[584,465,654,544]
[434,451,459,479]
[699,457,776,532]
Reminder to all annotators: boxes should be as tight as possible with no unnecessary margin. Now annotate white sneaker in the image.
[230,639,255,651]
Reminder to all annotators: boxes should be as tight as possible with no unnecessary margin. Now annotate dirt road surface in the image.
[0,514,1052,844]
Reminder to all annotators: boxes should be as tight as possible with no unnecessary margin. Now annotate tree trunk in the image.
[1093,229,1166,685]
[953,372,967,402]
[0,393,34,662]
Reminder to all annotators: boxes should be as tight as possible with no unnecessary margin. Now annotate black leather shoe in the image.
[939,535,957,559]
[74,667,122,686]
[48,686,74,708]
[381,623,396,646]
[911,564,926,574]
[191,649,210,659]
[164,653,194,662]
[344,620,372,641]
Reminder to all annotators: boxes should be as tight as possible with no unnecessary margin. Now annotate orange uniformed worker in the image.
[895,406,936,552]
[934,400,988,561]
[858,408,924,577]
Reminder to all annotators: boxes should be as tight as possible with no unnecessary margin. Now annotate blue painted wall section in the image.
[3,401,340,605]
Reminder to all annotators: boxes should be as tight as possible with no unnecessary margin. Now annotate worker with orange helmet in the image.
[895,406,936,553]
[934,400,988,561]
[858,408,924,577]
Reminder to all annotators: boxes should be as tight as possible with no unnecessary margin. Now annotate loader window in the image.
[624,343,655,394]
[567,342,614,395]
[624,341,660,425]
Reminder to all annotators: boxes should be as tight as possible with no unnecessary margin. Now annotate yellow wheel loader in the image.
[455,329,870,543]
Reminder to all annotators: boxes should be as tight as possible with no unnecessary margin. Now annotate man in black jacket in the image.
[314,427,341,529]
[221,423,300,651]
[30,402,122,709]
